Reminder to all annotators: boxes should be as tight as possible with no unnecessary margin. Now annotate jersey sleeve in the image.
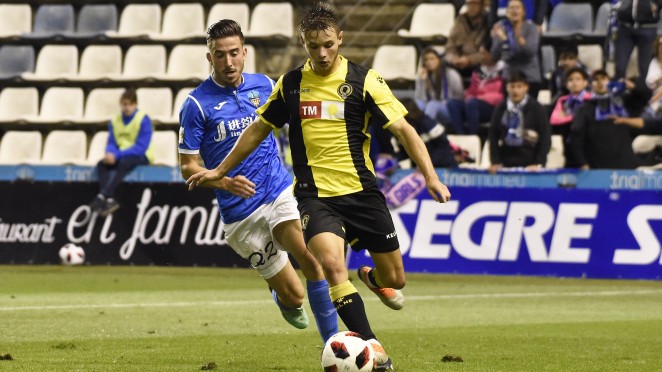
[256,74,290,129]
[178,95,206,154]
[364,69,408,129]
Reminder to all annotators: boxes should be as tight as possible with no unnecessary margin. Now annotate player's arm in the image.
[387,118,451,203]
[186,118,272,190]
[179,153,255,198]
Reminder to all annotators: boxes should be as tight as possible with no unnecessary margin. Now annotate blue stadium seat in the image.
[26,4,75,38]
[545,3,593,39]
[0,45,35,79]
[75,4,118,37]
[593,2,611,37]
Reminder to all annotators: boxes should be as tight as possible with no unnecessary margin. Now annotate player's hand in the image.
[426,177,451,203]
[223,175,256,198]
[187,169,223,191]
[102,152,116,165]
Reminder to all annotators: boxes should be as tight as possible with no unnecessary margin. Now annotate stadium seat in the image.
[207,3,250,30]
[578,44,604,73]
[107,4,162,38]
[372,45,417,81]
[41,130,87,165]
[172,87,195,123]
[74,4,118,37]
[36,87,84,123]
[151,130,179,166]
[83,88,125,122]
[74,45,123,80]
[397,3,455,43]
[447,134,481,168]
[632,135,662,154]
[244,44,256,74]
[121,45,167,80]
[537,89,552,105]
[0,131,42,165]
[0,45,35,79]
[0,87,39,122]
[546,135,565,169]
[163,45,210,80]
[136,87,174,123]
[480,140,491,169]
[22,45,78,81]
[151,3,205,40]
[545,3,593,39]
[85,131,109,165]
[26,4,74,38]
[593,2,611,37]
[0,4,31,38]
[247,3,293,41]
[540,45,556,81]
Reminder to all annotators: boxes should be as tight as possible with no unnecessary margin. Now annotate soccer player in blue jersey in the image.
[187,4,452,371]
[178,19,337,343]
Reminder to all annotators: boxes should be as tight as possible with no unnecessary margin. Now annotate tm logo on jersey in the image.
[300,101,345,120]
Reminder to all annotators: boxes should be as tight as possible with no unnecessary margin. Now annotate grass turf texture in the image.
[1,266,661,371]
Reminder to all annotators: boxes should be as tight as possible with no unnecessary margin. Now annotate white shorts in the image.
[224,185,299,279]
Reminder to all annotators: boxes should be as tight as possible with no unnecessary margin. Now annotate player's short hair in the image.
[207,19,244,47]
[299,2,340,35]
[507,70,528,85]
[120,89,137,104]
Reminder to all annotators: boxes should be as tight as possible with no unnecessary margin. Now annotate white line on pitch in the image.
[1,289,661,312]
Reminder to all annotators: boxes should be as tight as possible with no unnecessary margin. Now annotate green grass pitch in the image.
[1,265,661,371]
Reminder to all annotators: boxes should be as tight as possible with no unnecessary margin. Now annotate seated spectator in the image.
[447,46,504,134]
[489,0,547,33]
[445,0,488,79]
[611,115,662,134]
[415,47,464,128]
[569,69,640,169]
[398,97,458,169]
[550,67,592,138]
[488,71,551,173]
[550,45,589,99]
[643,35,662,118]
[89,89,154,216]
[490,0,542,98]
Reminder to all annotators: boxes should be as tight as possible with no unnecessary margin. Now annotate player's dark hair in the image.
[299,2,339,34]
[120,89,137,104]
[507,70,528,84]
[207,19,244,47]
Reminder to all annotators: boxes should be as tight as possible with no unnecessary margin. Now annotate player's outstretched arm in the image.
[180,153,256,198]
[186,118,272,190]
[387,118,451,203]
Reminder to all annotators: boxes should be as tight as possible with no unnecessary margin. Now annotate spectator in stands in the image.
[550,67,592,138]
[415,47,464,129]
[89,89,153,216]
[489,0,547,33]
[643,35,662,118]
[445,0,488,79]
[488,71,551,173]
[447,45,504,135]
[611,115,662,134]
[614,0,660,83]
[550,45,589,99]
[569,69,640,169]
[490,0,542,98]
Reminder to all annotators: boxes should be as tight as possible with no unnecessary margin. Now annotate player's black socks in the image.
[329,281,376,340]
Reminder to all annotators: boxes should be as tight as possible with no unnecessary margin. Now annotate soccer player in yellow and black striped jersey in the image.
[187,3,451,370]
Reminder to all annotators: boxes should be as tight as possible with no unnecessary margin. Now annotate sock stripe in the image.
[329,281,358,302]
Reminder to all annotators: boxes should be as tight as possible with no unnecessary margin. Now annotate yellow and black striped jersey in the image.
[257,55,407,198]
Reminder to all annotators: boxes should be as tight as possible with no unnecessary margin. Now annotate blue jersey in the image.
[178,73,292,224]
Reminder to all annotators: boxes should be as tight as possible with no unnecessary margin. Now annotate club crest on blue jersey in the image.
[247,90,261,107]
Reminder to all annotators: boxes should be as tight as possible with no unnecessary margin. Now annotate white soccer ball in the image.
[58,243,86,266]
[321,331,375,372]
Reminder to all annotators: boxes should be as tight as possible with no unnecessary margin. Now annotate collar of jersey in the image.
[210,72,244,90]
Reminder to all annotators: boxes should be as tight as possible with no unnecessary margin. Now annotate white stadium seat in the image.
[0,131,42,165]
[398,3,455,41]
[84,88,125,122]
[207,3,250,30]
[247,2,293,39]
[163,44,210,80]
[36,87,84,123]
[121,45,167,80]
[447,134,482,168]
[244,44,256,74]
[107,4,161,38]
[0,4,31,37]
[136,87,174,123]
[172,87,195,123]
[372,45,417,81]
[151,130,179,166]
[0,87,39,121]
[85,131,108,165]
[151,3,205,40]
[41,130,87,165]
[22,45,78,80]
[74,45,122,80]
[546,135,565,169]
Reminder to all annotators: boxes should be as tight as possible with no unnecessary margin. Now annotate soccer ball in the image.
[321,331,375,372]
[58,243,86,266]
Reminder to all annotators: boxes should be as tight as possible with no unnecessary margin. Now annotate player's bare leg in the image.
[265,263,309,329]
[357,250,405,310]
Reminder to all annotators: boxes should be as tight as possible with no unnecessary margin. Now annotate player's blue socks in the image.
[307,279,338,343]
